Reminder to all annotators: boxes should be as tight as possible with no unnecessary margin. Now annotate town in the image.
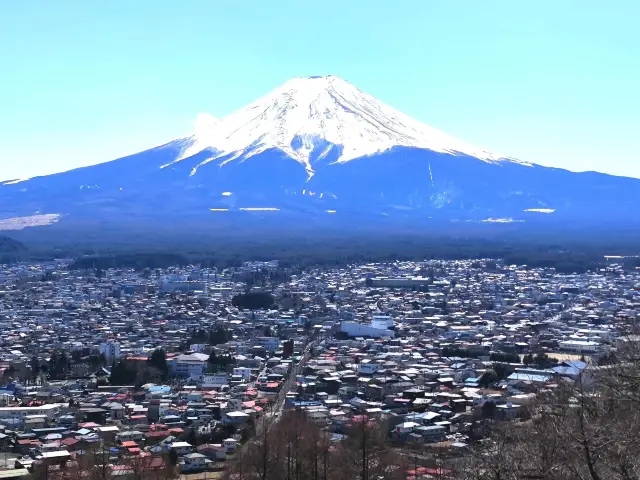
[0,257,637,479]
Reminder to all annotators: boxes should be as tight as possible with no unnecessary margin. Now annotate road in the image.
[240,341,315,451]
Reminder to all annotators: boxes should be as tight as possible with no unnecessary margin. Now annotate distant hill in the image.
[0,236,27,263]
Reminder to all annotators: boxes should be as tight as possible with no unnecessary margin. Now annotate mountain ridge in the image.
[1,75,639,228]
[169,75,529,178]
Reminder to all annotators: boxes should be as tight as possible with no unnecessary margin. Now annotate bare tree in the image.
[461,340,640,480]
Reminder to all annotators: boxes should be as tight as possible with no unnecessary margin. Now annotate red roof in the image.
[18,439,40,445]
[79,422,100,428]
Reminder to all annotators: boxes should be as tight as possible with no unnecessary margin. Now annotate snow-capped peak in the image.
[176,75,529,176]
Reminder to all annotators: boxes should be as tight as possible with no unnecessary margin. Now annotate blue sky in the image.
[1,0,639,180]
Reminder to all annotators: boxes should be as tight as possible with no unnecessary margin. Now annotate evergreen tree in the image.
[148,349,169,380]
[209,327,230,345]
[48,351,70,379]
[479,369,499,388]
[30,356,40,382]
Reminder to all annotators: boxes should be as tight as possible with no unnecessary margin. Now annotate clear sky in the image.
[1,0,639,180]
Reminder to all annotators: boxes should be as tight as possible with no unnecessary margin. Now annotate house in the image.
[223,411,250,425]
[180,452,211,472]
[223,438,237,453]
[95,425,120,442]
[40,450,72,466]
[416,425,447,443]
[254,337,281,352]
[198,443,227,460]
[232,367,252,381]
[118,430,145,442]
[495,403,522,420]
[393,421,420,439]
[170,441,194,456]
[359,362,380,375]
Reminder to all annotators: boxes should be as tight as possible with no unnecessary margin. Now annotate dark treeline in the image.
[54,240,636,273]
[5,223,640,272]
[68,253,189,270]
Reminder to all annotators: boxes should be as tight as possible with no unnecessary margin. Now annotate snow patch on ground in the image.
[481,217,525,224]
[524,208,556,214]
[238,207,280,211]
[1,178,29,185]
[0,214,60,230]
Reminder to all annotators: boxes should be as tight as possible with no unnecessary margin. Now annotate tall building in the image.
[100,340,122,363]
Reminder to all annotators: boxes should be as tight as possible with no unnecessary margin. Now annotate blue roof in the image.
[148,385,172,393]
[290,401,322,407]
[563,360,587,370]
[508,373,550,383]
[553,366,581,376]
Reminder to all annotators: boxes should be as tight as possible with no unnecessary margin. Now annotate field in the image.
[546,352,587,362]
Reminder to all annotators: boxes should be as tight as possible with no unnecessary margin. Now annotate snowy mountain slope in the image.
[174,75,529,178]
[1,75,640,227]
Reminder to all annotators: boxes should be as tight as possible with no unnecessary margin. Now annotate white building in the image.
[341,315,395,339]
[159,275,207,294]
[100,340,122,363]
[369,277,430,288]
[558,340,604,354]
[254,337,281,352]
[171,353,209,377]
[0,404,63,419]
[232,367,252,381]
[359,362,380,375]
[189,374,229,387]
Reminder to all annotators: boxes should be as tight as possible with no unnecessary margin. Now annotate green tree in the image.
[48,351,70,379]
[493,363,515,381]
[30,356,40,382]
[110,361,137,385]
[148,349,169,380]
[209,327,230,345]
[479,369,499,388]
[232,292,275,310]
[534,352,557,369]
[481,401,497,419]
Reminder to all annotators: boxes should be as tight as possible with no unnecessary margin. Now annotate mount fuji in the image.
[2,75,640,229]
